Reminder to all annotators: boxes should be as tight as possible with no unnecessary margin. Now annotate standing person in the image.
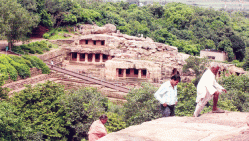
[88,114,108,141]
[51,60,54,68]
[193,62,227,117]
[154,74,181,117]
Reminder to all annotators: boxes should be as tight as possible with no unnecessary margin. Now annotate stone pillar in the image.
[85,54,88,62]
[123,69,126,78]
[92,54,96,63]
[146,71,150,78]
[116,69,119,78]
[138,69,142,78]
[77,53,80,62]
[100,54,103,62]
[108,55,112,60]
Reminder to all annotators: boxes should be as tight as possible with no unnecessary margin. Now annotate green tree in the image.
[243,47,249,70]
[183,56,209,86]
[60,87,108,140]
[175,82,196,116]
[123,82,161,127]
[229,35,246,61]
[0,0,39,50]
[218,74,249,111]
[0,101,30,140]
[10,81,67,140]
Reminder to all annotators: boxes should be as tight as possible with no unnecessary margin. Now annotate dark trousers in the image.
[160,104,175,117]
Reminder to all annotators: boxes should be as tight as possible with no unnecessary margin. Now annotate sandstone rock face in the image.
[99,112,249,141]
[91,24,116,34]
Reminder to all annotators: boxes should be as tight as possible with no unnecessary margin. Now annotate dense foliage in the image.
[0,72,248,140]
[1,1,248,63]
[12,41,51,55]
[123,82,161,126]
[0,0,39,50]
[0,54,49,83]
[0,81,127,140]
[183,56,209,86]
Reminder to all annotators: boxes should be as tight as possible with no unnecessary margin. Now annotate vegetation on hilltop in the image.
[12,41,52,55]
[0,73,248,140]
[0,54,50,82]
[1,0,248,65]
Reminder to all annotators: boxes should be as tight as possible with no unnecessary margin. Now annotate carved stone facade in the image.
[105,58,162,82]
[46,24,246,83]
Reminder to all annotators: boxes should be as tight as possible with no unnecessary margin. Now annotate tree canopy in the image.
[0,0,39,50]
[1,1,249,61]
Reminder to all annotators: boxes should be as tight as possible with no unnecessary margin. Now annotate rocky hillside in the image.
[99,112,249,141]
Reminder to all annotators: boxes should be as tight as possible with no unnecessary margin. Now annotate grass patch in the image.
[43,27,73,40]
[12,41,53,55]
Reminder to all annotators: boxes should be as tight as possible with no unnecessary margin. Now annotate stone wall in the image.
[35,48,67,64]
[105,58,161,82]
[200,50,227,61]
[4,68,43,84]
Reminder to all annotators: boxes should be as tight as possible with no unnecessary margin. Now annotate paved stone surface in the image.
[99,112,249,141]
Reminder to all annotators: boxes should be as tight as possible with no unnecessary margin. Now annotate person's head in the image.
[99,114,108,124]
[170,74,181,86]
[210,62,220,75]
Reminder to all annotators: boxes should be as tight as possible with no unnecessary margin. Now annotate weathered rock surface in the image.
[99,112,249,141]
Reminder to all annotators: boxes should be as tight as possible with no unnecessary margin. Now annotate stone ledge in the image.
[99,112,249,141]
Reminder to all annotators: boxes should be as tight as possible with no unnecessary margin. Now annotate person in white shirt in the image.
[193,62,227,117]
[154,74,181,117]
[51,60,54,68]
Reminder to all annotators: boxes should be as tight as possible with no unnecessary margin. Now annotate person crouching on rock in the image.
[88,114,108,141]
[154,74,181,117]
[193,62,227,117]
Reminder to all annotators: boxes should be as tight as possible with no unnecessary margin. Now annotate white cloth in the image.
[196,69,224,103]
[154,81,178,105]
[194,68,224,117]
[88,120,107,141]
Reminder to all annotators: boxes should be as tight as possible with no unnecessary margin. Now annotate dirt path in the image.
[0,38,47,51]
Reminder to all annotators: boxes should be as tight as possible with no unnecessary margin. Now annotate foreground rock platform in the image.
[99,112,249,141]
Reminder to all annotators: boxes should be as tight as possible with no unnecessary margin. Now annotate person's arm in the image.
[205,74,217,95]
[154,83,167,104]
[213,79,226,93]
[94,124,107,137]
[175,86,178,105]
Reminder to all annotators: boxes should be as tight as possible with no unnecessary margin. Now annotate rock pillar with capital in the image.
[108,55,112,60]
[77,53,80,62]
[100,54,103,62]
[85,54,88,62]
[92,54,96,63]
[123,69,126,78]
[138,69,142,78]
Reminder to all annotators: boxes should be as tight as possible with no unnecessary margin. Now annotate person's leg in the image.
[212,92,225,113]
[160,104,170,117]
[193,101,205,117]
[168,105,175,116]
[212,92,219,111]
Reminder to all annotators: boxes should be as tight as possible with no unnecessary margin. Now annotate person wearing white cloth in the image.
[154,74,181,117]
[193,62,227,117]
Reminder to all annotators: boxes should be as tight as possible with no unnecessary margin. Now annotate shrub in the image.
[43,33,50,39]
[123,82,161,127]
[105,112,126,133]
[22,55,50,74]
[60,87,108,140]
[175,82,197,116]
[6,64,18,81]
[10,61,30,79]
[10,81,67,140]
[0,101,30,140]
[219,74,249,112]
